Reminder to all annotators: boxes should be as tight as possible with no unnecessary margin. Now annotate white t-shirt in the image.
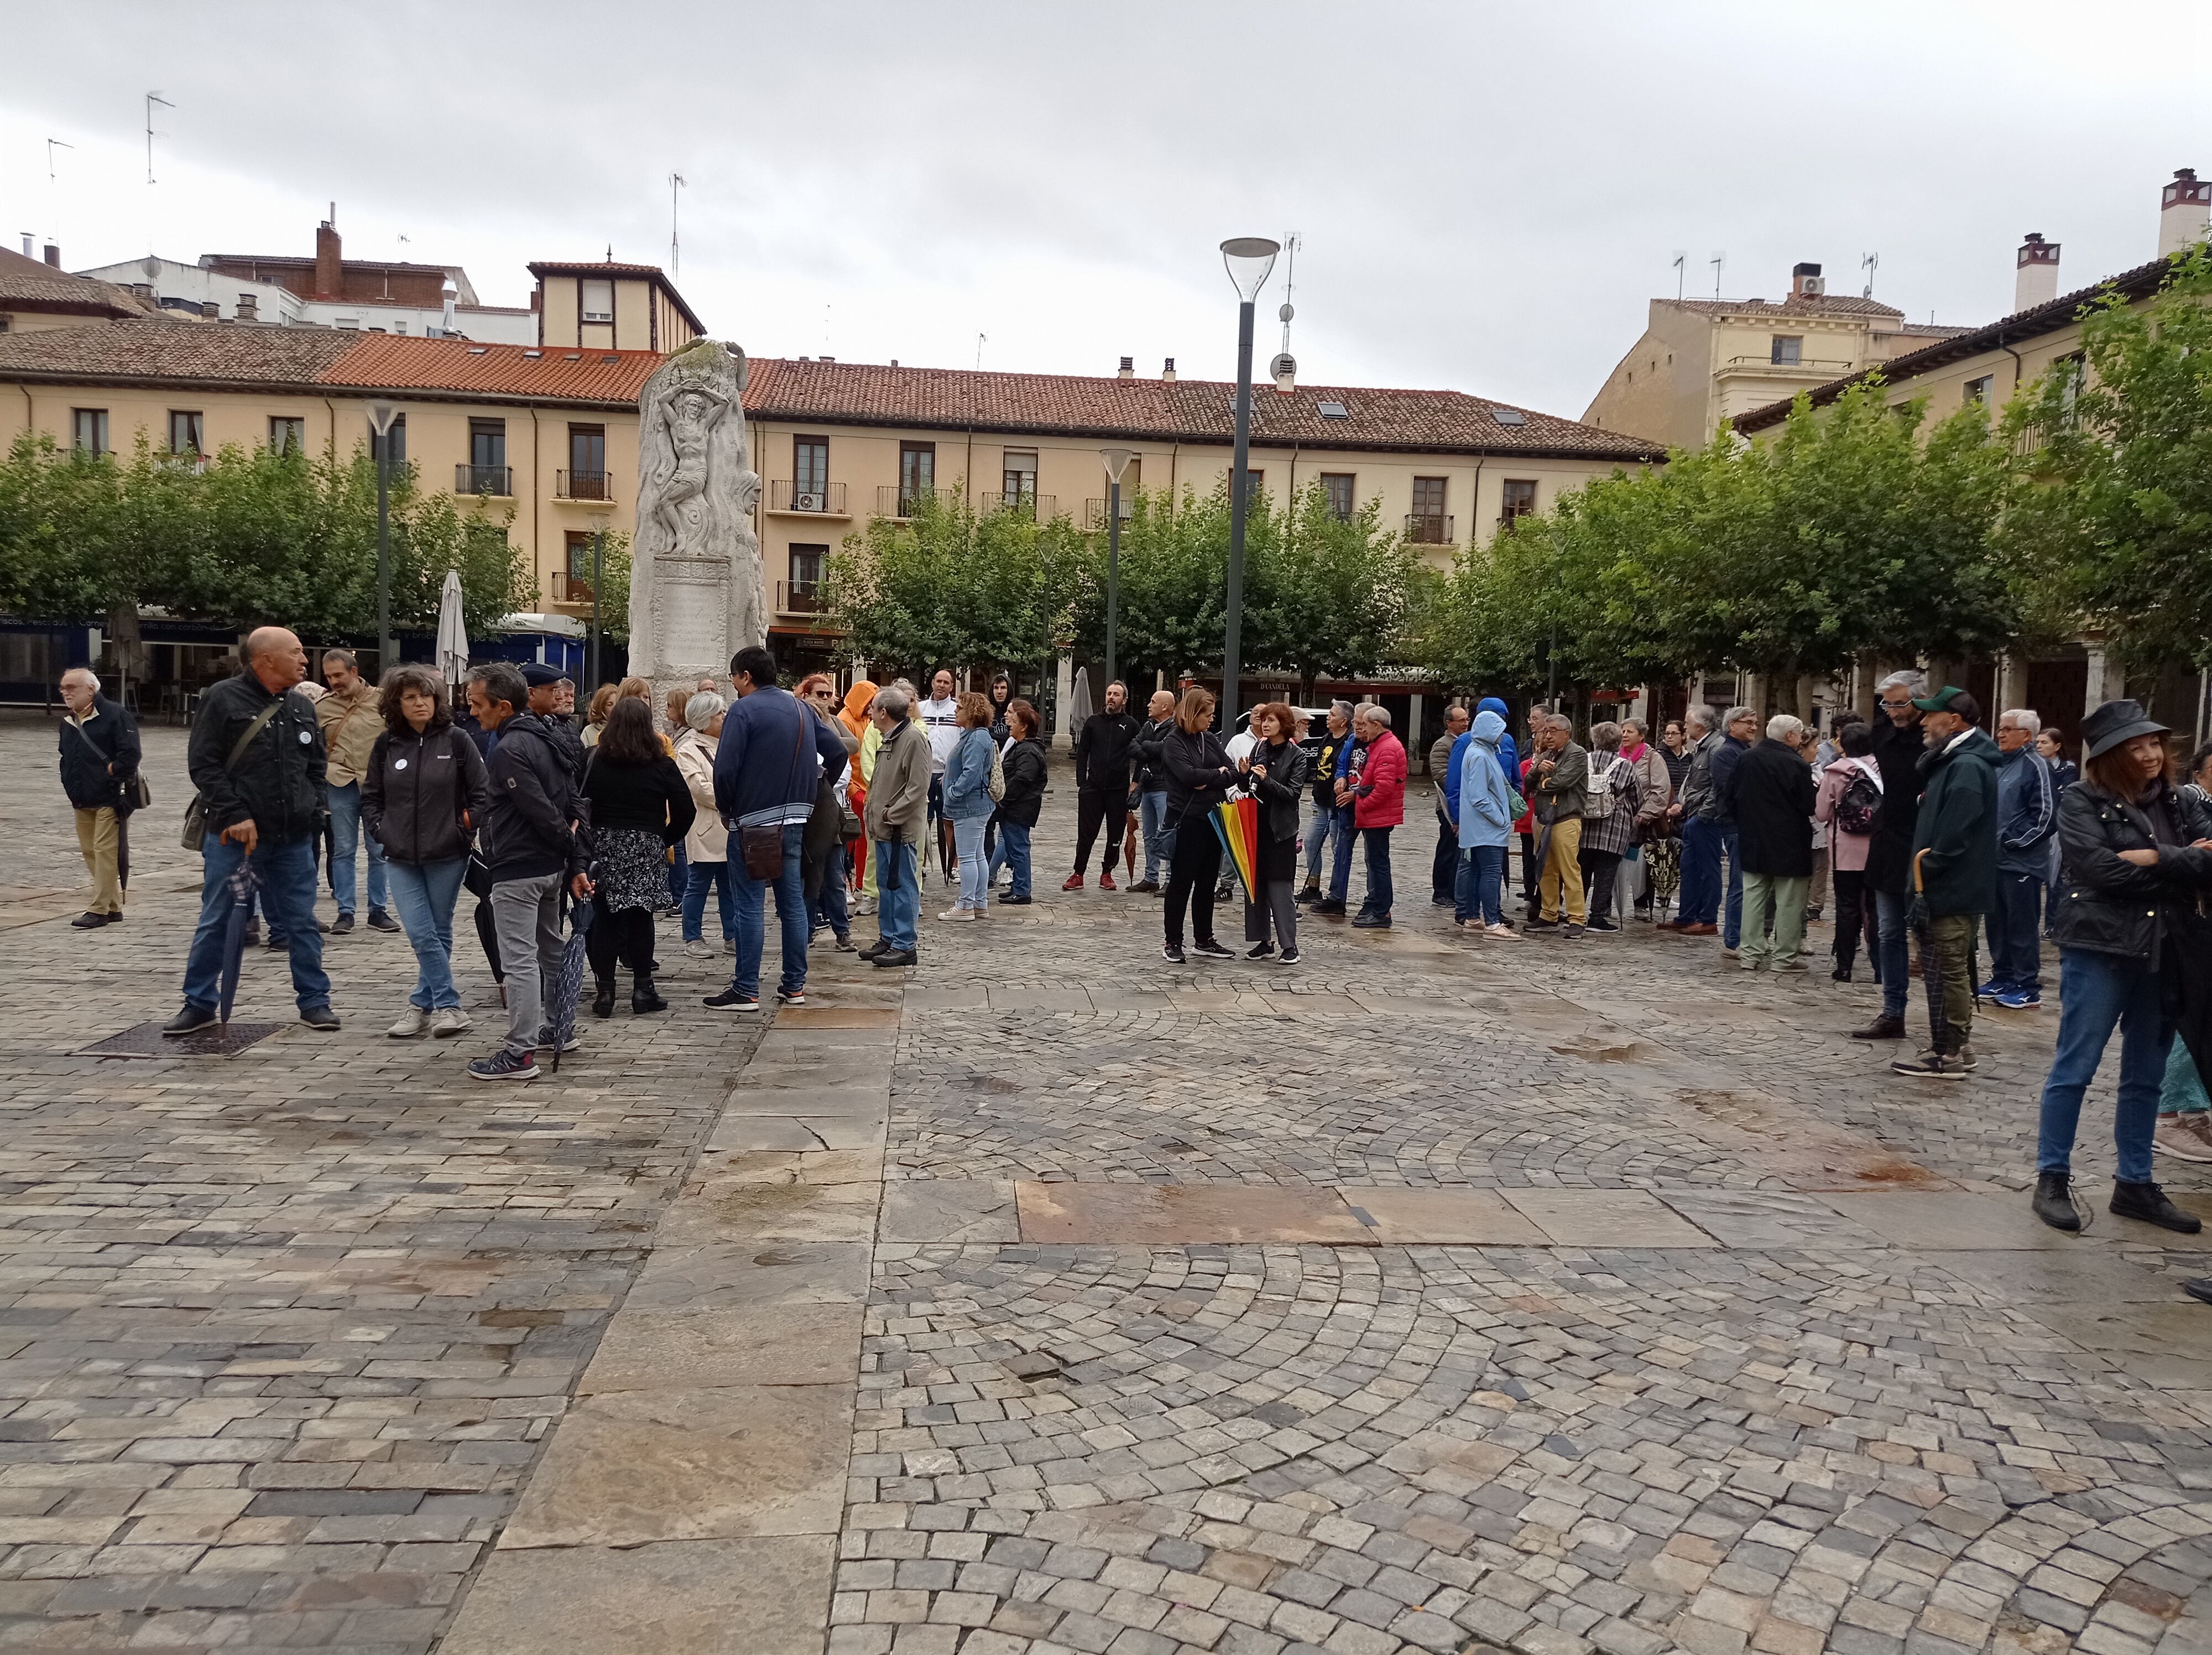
[917,696,961,774]
[1223,731,1257,800]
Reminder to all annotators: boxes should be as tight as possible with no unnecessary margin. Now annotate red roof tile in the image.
[322,334,661,403]
[0,248,158,320]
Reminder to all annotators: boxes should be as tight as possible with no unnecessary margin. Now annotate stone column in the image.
[1408,692,1425,764]
[2084,643,2109,714]
[1052,648,1074,753]
[1996,653,2027,716]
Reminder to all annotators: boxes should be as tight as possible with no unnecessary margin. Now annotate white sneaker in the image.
[683,938,717,959]
[937,907,976,922]
[387,1007,431,1039]
[855,897,877,917]
[1484,923,1519,941]
[430,1007,472,1038]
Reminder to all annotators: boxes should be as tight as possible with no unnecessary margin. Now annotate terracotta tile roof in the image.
[321,335,662,403]
[1665,293,1907,320]
[526,261,708,335]
[0,247,157,319]
[741,358,1663,460]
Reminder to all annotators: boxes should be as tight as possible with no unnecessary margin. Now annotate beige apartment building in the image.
[1582,262,1965,451]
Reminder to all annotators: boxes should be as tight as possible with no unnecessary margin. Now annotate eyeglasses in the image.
[1879,698,1913,710]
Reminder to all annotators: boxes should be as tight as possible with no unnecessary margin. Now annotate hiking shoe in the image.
[833,933,857,951]
[366,907,401,933]
[1850,1014,1906,1041]
[469,1049,539,1082]
[1099,871,1117,891]
[430,1007,472,1038]
[871,948,917,967]
[702,988,760,1012]
[1891,1048,1968,1080]
[2110,1180,2203,1234]
[858,939,889,959]
[2032,1169,2081,1231]
[2154,1115,2212,1164]
[775,986,807,1007]
[387,1007,431,1039]
[299,1004,341,1032]
[161,1004,219,1037]
[1062,873,1085,891]
[1994,989,2041,1010]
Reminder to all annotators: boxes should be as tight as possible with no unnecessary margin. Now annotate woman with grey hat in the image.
[2031,698,2212,1235]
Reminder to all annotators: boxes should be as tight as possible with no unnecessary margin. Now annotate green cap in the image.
[1910,685,1967,714]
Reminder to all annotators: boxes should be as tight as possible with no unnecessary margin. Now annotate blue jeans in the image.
[326,780,387,917]
[1985,870,2044,994]
[812,841,851,938]
[1456,844,1505,925]
[2036,948,2171,1184]
[1874,887,1911,1017]
[1678,816,1722,925]
[684,858,735,943]
[875,839,919,951]
[1328,807,1358,902]
[1719,825,1743,948]
[384,856,467,1011]
[1139,791,1173,883]
[1359,826,1394,916]
[668,840,689,908]
[988,820,1033,898]
[953,816,990,909]
[183,832,331,1013]
[731,823,807,998]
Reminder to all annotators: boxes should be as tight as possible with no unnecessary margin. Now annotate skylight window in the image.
[523,349,542,358]
[467,346,488,355]
[1316,400,1349,419]
[1490,408,1527,426]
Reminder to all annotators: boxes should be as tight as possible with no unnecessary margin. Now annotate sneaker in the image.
[536,1026,583,1053]
[387,1007,431,1039]
[331,913,354,936]
[1313,898,1347,917]
[1062,873,1085,892]
[161,1004,219,1037]
[775,986,807,1007]
[2185,1113,2212,1153]
[1002,894,1032,905]
[1246,941,1275,960]
[1483,923,1519,941]
[854,897,877,917]
[702,988,761,1012]
[1099,871,1117,891]
[469,1049,540,1082]
[266,933,289,951]
[833,933,857,952]
[1585,918,1618,933]
[1953,1044,1979,1071]
[1294,884,1323,905]
[366,907,401,934]
[937,908,976,922]
[1974,977,2002,1001]
[70,911,111,929]
[2110,1179,2204,1234]
[1721,946,1739,959]
[1192,938,1235,959]
[1891,1048,1968,1080]
[1162,943,1186,964]
[871,949,917,967]
[1277,946,1301,965]
[1676,922,1718,936]
[1524,916,1559,931]
[2153,1115,2212,1164]
[299,1003,341,1032]
[1994,989,2042,1010]
[1850,1013,1906,1040]
[2032,1169,2083,1231]
[683,938,718,959]
[430,1007,472,1038]
[1561,923,1584,939]
[1128,881,1160,894]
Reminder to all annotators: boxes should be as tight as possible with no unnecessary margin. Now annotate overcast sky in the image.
[5,1,2205,419]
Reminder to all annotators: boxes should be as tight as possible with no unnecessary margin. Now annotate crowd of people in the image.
[41,643,2212,1244]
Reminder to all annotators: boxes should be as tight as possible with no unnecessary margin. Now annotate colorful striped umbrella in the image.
[1209,797,1261,904]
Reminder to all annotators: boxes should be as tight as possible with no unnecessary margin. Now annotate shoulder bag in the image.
[740,705,810,881]
[62,716,151,815]
[180,698,285,850]
[985,737,1006,804]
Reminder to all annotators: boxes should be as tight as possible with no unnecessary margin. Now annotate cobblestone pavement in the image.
[2,713,2210,1654]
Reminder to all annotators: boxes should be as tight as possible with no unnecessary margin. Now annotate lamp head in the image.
[1220,237,1281,304]
[1099,447,1135,484]
[368,400,398,436]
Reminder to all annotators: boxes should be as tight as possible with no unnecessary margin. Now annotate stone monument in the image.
[627,339,762,703]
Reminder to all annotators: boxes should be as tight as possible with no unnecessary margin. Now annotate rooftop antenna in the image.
[669,172,685,278]
[1709,251,1725,300]
[1671,250,1686,300]
[46,138,71,181]
[975,332,986,369]
[1860,251,1879,299]
[1278,230,1300,355]
[144,92,173,186]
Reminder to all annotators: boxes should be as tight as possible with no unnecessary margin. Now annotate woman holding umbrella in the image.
[1239,702,1308,964]
[579,698,695,1016]
[2031,699,2212,1235]
[1159,687,1239,965]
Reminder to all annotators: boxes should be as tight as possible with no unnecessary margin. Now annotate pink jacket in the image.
[1354,731,1407,828]
[1815,757,1877,873]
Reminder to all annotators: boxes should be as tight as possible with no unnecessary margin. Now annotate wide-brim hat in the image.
[2081,698,2169,759]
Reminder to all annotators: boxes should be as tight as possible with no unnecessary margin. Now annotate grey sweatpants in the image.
[490,872,562,1055]
[1244,881,1298,952]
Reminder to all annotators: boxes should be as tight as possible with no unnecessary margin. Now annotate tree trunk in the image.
[107,599,148,700]
[1793,673,1815,725]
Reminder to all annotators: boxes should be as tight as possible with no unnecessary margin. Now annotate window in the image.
[70,409,108,456]
[899,441,935,512]
[1770,335,1803,366]
[470,418,506,470]
[168,410,204,456]
[1411,477,1446,518]
[1316,400,1349,419]
[580,279,614,324]
[793,437,830,507]
[1001,449,1038,506]
[371,413,406,466]
[268,417,305,454]
[1963,374,1995,407]
[1321,473,1355,521]
[567,424,606,497]
[1238,468,1263,503]
[2056,353,2086,420]
[1500,479,1538,524]
[565,530,596,582]
[789,545,826,589]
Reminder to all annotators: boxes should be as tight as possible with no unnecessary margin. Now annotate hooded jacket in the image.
[1995,741,2057,876]
[480,714,581,883]
[1353,730,1407,828]
[1910,725,2000,916]
[839,681,878,747]
[1456,711,1516,850]
[1073,707,1139,795]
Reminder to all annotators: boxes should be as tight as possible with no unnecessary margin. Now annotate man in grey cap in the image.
[521,664,585,779]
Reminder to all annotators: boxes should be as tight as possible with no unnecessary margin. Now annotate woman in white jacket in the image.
[675,691,733,959]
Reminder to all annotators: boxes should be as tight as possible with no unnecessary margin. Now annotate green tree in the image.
[1243,480,1418,699]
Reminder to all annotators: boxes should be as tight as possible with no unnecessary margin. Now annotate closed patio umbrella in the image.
[435,569,469,693]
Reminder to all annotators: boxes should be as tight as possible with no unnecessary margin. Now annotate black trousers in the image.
[1579,846,1622,922]
[1073,789,1126,876]
[1432,810,1457,902]
[1164,819,1222,946]
[586,903,656,982]
[1833,869,1875,977]
[1519,830,1541,902]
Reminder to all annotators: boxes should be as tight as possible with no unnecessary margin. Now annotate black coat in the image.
[1160,726,1236,824]
[1865,715,1925,893]
[2049,781,2212,967]
[1729,739,1817,877]
[58,694,142,812]
[1245,738,1310,842]
[1000,738,1047,828]
[1074,710,1139,795]
[481,714,581,883]
[187,672,326,842]
[361,723,491,865]
[1133,717,1174,793]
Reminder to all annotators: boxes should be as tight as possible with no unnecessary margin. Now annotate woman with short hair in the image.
[987,700,1047,904]
[580,698,695,1016]
[1159,688,1239,964]
[581,682,619,747]
[675,691,733,959]
[1239,702,1308,963]
[1815,721,1881,982]
[937,691,998,921]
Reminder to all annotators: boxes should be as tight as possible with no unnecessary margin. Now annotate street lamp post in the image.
[368,402,399,676]
[1218,237,1280,725]
[1099,447,1134,687]
[588,514,608,689]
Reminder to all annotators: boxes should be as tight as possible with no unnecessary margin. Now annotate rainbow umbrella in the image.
[1209,797,1261,904]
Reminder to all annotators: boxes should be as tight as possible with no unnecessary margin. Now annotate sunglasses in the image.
[808,689,836,700]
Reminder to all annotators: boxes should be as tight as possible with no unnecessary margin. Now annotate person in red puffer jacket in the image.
[1347,704,1407,928]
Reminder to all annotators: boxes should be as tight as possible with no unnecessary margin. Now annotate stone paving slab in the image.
[578,1302,863,1391]
[1824,1187,2093,1249]
[1013,1179,1381,1244]
[1500,1185,1723,1247]
[880,1179,1021,1243]
[1344,1185,1551,1245]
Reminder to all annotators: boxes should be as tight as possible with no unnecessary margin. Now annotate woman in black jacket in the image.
[361,665,492,1039]
[2032,699,2212,1235]
[986,700,1047,903]
[1159,687,1239,964]
[580,698,696,1016]
[1239,702,1310,963]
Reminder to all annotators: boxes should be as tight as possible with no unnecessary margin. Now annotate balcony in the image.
[1719,355,1856,378]
[548,571,596,608]
[455,463,513,496]
[1083,496,1135,530]
[981,491,1054,518]
[875,485,952,519]
[776,580,823,617]
[556,469,612,502]
[768,480,849,516]
[1405,513,1454,545]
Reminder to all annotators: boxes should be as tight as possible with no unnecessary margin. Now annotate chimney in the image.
[1790,261,1825,299]
[42,244,60,268]
[2160,167,2210,258]
[1271,350,1297,394]
[438,277,457,338]
[17,235,28,258]
[314,219,342,298]
[200,300,219,320]
[1161,356,1176,382]
[237,292,258,322]
[2015,232,2062,312]
[1117,355,1134,379]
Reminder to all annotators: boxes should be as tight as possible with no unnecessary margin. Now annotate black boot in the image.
[632,975,668,1014]
[2032,1169,2081,1232]
[1848,1013,1905,1040]
[592,977,617,1019]
[2110,1179,2203,1234]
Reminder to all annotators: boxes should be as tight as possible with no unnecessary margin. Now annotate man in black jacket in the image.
[1066,680,1138,891]
[1850,670,1929,1041]
[57,667,140,929]
[165,627,337,1035]
[523,664,586,779]
[466,663,588,1081]
[1728,714,1818,972]
[1130,690,1177,893]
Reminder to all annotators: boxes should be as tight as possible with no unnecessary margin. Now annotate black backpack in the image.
[1835,767,1882,836]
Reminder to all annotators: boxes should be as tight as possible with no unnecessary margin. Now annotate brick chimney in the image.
[200,300,219,320]
[41,244,60,268]
[237,293,258,322]
[314,218,342,298]
[1161,356,1176,382]
[1117,356,1133,380]
[2015,232,2061,312]
[2160,168,2210,258]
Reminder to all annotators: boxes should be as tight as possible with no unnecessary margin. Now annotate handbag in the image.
[180,697,286,850]
[740,702,811,881]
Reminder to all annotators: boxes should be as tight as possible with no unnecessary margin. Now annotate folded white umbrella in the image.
[435,569,469,691]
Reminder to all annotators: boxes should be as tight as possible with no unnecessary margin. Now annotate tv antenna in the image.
[1860,251,1879,299]
[669,172,686,279]
[1276,230,1301,366]
[1671,250,1687,300]
[975,332,986,370]
[1709,251,1725,299]
[47,138,72,181]
[144,92,173,186]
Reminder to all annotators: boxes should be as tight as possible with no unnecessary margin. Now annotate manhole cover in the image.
[80,1021,285,1059]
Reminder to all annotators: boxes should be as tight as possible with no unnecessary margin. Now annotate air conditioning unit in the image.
[1800,275,1826,295]
[794,491,826,512]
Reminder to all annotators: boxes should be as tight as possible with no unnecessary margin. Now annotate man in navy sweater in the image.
[707,646,850,1012]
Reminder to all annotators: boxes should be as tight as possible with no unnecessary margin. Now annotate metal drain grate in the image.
[80,1021,285,1059]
